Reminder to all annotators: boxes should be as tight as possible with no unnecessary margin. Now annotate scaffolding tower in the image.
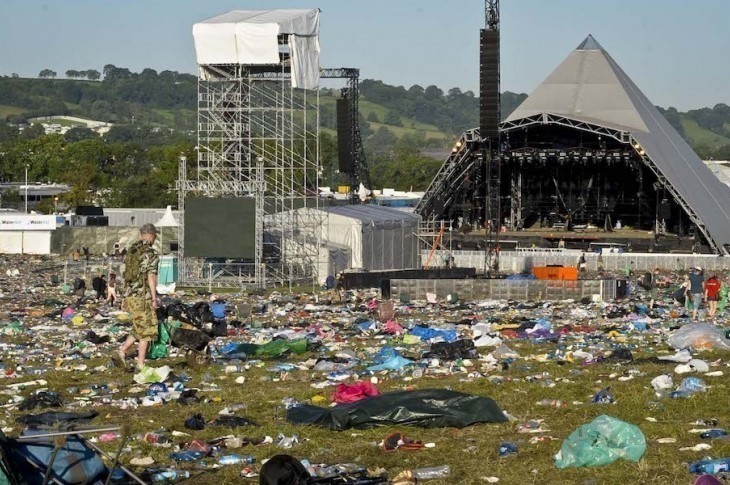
[177,63,322,288]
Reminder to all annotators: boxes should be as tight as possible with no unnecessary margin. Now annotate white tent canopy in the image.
[193,9,320,89]
[155,205,179,227]
[322,205,421,271]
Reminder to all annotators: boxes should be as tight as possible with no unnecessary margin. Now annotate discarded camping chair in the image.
[0,423,145,485]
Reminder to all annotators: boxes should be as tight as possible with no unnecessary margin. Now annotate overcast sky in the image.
[1,0,728,110]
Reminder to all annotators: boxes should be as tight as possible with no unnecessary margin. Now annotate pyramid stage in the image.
[417,35,730,256]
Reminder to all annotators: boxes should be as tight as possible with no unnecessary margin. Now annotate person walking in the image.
[675,275,691,310]
[642,268,660,308]
[106,273,118,307]
[705,272,721,319]
[689,266,705,321]
[92,274,107,300]
[113,224,160,371]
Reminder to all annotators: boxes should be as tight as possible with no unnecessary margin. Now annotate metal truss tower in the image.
[482,0,502,275]
[339,69,372,199]
[178,63,322,288]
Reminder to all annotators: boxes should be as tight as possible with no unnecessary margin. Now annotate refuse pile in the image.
[0,254,728,482]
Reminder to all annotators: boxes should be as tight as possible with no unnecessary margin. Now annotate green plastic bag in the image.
[233,338,308,358]
[147,321,172,359]
[554,415,646,469]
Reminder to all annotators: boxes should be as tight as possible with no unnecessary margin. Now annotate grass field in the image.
[358,100,444,134]
[320,95,450,141]
[682,118,730,149]
[369,122,447,141]
[4,282,730,484]
[0,104,27,118]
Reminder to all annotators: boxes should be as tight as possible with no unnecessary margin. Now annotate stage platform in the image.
[449,228,699,253]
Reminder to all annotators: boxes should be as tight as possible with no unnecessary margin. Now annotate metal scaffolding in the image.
[177,64,322,288]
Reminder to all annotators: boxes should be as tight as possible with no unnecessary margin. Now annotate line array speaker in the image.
[336,98,354,173]
[658,202,671,219]
[480,29,500,140]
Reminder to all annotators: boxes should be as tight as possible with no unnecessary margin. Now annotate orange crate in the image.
[532,266,578,281]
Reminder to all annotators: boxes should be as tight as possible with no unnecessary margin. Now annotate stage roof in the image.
[505,35,730,251]
[193,9,320,88]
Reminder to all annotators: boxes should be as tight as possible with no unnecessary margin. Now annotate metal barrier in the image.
[422,250,730,273]
[391,278,619,302]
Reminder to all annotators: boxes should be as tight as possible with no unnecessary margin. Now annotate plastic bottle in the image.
[675,377,706,394]
[689,458,730,474]
[498,442,518,456]
[225,365,245,373]
[143,431,170,444]
[592,387,615,404]
[218,454,255,465]
[669,390,690,399]
[150,470,191,482]
[536,399,567,408]
[700,429,728,439]
[169,451,205,462]
[413,465,451,481]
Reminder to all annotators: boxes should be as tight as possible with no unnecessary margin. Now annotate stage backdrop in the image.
[184,197,256,258]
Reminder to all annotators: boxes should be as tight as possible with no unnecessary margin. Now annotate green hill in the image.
[681,118,730,150]
[2,68,730,161]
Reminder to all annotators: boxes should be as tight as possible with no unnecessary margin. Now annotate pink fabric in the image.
[62,307,75,321]
[333,381,380,403]
[383,320,404,335]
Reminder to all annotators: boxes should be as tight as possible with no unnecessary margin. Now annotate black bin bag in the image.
[287,389,507,431]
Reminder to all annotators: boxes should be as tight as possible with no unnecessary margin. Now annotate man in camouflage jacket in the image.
[114,223,160,370]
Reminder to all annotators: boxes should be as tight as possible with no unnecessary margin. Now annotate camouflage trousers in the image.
[126,296,158,341]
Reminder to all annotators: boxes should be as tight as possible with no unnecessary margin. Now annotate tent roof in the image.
[155,205,179,227]
[327,205,420,225]
[192,9,320,88]
[196,9,319,35]
[505,35,730,250]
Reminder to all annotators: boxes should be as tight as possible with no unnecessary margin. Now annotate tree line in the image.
[1,67,729,201]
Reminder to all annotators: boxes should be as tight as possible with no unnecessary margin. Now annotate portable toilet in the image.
[158,255,178,284]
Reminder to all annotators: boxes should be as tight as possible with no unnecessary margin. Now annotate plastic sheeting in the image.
[221,339,308,358]
[668,323,730,351]
[286,389,508,430]
[193,9,320,89]
[554,415,646,468]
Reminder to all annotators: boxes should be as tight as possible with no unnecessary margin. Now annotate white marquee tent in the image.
[322,205,420,271]
[0,215,59,255]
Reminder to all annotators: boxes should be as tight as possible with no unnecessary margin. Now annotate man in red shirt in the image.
[705,273,722,319]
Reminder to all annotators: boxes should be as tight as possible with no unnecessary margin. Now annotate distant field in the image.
[320,95,448,139]
[359,100,443,133]
[369,121,447,140]
[681,118,730,148]
[0,105,27,117]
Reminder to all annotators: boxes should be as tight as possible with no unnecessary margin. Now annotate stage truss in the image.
[177,64,322,288]
[416,113,726,257]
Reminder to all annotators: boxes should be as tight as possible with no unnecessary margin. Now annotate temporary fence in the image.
[390,278,619,302]
[422,250,730,274]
